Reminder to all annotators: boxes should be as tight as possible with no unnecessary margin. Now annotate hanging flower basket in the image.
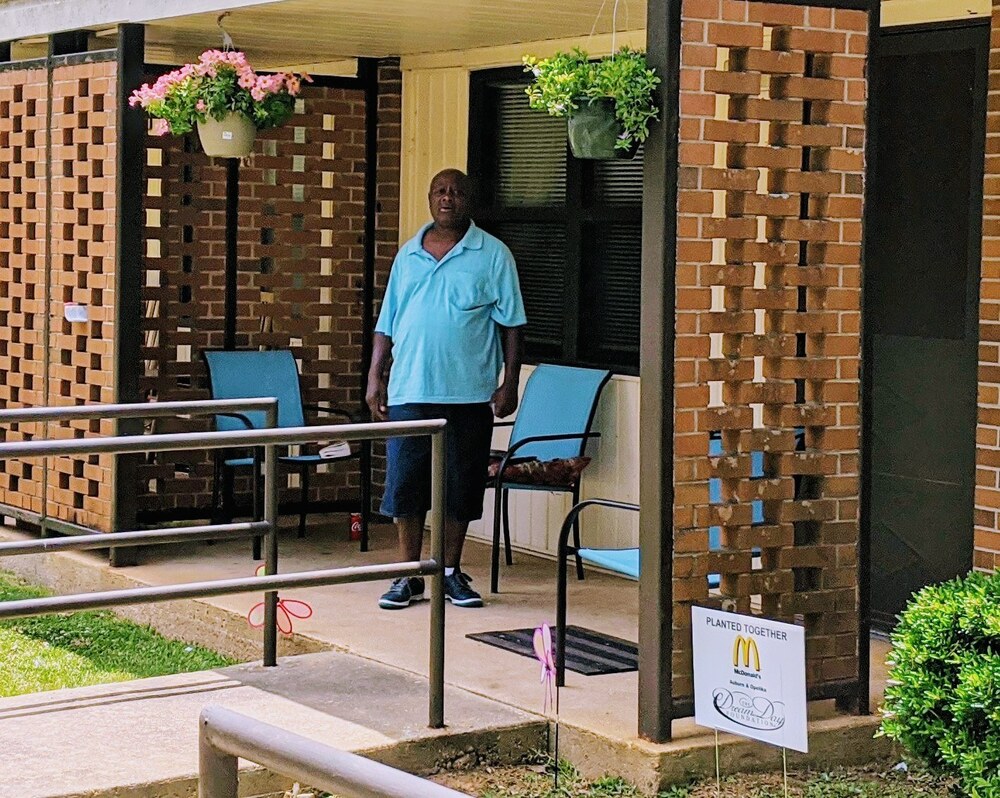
[129,49,311,159]
[197,111,257,158]
[523,47,659,161]
[567,98,639,160]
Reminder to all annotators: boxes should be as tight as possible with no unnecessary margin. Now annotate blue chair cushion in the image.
[225,453,351,469]
[578,548,639,578]
[577,547,722,588]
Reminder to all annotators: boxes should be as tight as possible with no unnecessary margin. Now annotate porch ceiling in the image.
[141,0,649,70]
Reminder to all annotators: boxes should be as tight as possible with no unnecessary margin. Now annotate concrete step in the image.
[0,650,546,798]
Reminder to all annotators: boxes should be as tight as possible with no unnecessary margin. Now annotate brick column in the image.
[672,0,867,701]
[975,0,1000,573]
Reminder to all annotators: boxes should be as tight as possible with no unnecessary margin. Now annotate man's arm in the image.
[366,332,393,421]
[490,324,524,419]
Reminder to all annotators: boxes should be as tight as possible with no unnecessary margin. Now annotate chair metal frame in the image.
[488,366,612,593]
[203,349,371,558]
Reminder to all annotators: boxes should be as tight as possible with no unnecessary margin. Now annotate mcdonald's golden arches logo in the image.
[732,635,760,671]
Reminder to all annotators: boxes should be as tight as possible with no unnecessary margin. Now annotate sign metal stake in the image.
[715,729,721,796]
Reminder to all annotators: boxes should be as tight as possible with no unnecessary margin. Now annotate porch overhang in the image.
[0,0,648,70]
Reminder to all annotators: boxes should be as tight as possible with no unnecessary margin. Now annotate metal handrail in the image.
[0,398,280,544]
[199,706,471,798]
[0,397,279,425]
[0,521,269,556]
[0,404,449,728]
[0,419,442,458]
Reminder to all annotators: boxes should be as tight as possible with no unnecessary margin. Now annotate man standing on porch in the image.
[367,168,526,609]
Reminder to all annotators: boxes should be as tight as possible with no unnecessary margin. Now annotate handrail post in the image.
[199,715,238,798]
[429,428,446,728]
[263,441,279,666]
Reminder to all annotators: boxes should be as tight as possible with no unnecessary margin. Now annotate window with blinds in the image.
[469,68,643,372]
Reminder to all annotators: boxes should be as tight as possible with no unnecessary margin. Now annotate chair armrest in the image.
[302,403,360,423]
[214,412,255,430]
[505,431,600,458]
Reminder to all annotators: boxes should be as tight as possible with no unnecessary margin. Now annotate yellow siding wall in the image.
[399,68,470,240]
[882,0,989,26]
[397,31,646,241]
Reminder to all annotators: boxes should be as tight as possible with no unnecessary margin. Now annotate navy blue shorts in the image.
[380,403,494,522]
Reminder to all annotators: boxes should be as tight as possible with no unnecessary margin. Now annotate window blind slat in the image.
[495,85,567,207]
[583,222,641,363]
[593,144,645,206]
[493,221,566,346]
[473,74,643,370]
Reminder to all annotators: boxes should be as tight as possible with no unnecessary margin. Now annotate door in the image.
[865,21,988,629]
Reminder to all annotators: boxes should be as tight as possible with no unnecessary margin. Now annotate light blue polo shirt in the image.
[375,222,527,405]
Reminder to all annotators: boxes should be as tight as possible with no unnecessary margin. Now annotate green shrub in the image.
[878,571,1000,797]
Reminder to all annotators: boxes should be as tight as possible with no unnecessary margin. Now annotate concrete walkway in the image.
[0,649,544,798]
[0,518,896,796]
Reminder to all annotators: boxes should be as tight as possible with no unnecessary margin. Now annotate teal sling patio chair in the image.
[203,349,370,559]
[553,435,771,685]
[488,364,613,593]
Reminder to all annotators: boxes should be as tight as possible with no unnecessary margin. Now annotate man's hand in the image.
[491,381,519,419]
[366,376,389,422]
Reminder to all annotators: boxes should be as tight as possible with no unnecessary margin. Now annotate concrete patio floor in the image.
[0,515,897,793]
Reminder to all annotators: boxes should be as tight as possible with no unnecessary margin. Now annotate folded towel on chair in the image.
[319,440,351,459]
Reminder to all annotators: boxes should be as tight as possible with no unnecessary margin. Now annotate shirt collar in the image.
[402,220,483,259]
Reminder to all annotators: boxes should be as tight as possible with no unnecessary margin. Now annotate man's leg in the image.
[396,514,426,562]
[444,517,469,569]
[442,514,483,607]
[379,513,428,609]
[379,404,431,609]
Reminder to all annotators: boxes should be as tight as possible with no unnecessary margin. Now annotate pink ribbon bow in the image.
[246,564,314,636]
[533,623,556,714]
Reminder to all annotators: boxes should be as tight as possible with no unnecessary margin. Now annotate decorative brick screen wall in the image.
[976,0,1000,573]
[0,60,118,532]
[672,0,867,701]
[0,67,48,519]
[140,62,402,519]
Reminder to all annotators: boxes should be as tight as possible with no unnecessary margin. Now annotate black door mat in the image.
[466,625,638,676]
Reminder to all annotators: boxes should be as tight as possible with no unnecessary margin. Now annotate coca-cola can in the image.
[350,512,362,541]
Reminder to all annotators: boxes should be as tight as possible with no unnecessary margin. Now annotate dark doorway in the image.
[864,20,988,629]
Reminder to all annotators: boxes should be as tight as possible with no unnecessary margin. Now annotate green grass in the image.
[0,570,235,696]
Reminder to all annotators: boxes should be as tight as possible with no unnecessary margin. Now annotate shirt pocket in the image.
[445,273,493,312]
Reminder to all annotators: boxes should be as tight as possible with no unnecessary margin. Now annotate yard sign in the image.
[691,606,808,753]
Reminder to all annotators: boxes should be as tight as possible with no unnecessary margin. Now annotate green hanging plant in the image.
[522,46,660,154]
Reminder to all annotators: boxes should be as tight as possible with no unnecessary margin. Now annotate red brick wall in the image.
[672,0,867,700]
[140,62,402,518]
[976,0,1000,572]
[0,60,118,531]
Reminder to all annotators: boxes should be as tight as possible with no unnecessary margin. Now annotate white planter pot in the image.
[197,112,256,158]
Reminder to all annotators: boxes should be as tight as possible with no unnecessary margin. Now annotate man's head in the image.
[428,169,473,231]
